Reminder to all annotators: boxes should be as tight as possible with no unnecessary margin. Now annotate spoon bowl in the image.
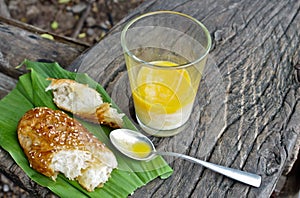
[110,129,261,188]
[110,129,156,161]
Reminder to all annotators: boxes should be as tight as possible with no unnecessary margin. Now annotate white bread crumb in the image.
[77,163,113,191]
[46,78,124,128]
[50,150,92,180]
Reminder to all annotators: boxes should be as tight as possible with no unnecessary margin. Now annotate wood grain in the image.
[0,16,88,79]
[0,73,16,98]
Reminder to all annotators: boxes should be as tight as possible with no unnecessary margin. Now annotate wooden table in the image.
[0,0,299,197]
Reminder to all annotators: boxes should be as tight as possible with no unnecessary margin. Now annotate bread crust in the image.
[17,107,117,191]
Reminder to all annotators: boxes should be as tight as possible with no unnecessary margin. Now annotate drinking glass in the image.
[121,11,211,137]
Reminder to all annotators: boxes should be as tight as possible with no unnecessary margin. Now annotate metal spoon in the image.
[110,129,261,188]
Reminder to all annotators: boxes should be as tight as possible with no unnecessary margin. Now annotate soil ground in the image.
[4,0,145,45]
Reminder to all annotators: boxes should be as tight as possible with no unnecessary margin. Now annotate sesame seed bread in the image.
[17,107,118,192]
[45,78,124,128]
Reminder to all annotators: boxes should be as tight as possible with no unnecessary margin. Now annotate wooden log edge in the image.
[0,15,90,50]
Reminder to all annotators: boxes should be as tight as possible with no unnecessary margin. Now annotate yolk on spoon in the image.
[131,141,152,158]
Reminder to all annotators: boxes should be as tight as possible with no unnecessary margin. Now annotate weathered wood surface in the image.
[0,0,299,197]
[0,15,88,78]
[69,0,300,198]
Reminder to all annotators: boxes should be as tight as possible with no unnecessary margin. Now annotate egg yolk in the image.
[131,142,152,158]
[132,61,194,114]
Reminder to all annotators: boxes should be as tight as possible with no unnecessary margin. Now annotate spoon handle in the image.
[156,151,261,187]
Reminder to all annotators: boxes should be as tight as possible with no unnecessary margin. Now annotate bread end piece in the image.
[96,103,124,128]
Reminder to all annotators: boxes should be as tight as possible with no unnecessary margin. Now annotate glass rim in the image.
[121,10,212,69]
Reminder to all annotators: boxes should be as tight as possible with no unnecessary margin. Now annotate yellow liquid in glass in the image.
[132,61,194,122]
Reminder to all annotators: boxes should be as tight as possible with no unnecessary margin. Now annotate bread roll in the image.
[45,78,124,128]
[17,107,118,192]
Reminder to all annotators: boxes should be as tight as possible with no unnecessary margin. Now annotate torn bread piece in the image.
[17,107,118,192]
[45,78,124,128]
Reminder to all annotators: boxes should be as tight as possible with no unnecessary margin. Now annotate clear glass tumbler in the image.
[121,11,211,137]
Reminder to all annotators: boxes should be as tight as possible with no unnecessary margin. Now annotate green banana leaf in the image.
[0,60,173,198]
